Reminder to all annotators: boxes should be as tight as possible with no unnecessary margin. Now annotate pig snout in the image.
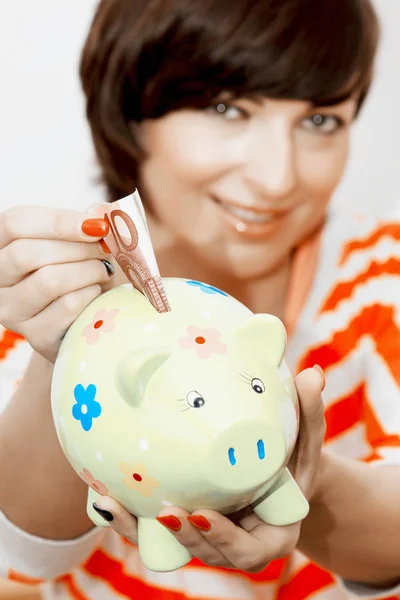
[206,420,286,494]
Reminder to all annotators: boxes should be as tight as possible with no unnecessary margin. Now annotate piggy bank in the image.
[51,278,308,572]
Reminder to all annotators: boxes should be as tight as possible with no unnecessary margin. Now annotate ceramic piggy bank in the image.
[51,278,308,572]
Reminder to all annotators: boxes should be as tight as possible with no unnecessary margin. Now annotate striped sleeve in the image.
[298,216,400,464]
[0,329,109,586]
[337,219,400,597]
[0,508,105,582]
[328,219,400,463]
[0,327,32,412]
[289,213,400,599]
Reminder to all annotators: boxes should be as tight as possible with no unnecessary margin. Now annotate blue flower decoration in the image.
[72,384,102,432]
[186,280,228,296]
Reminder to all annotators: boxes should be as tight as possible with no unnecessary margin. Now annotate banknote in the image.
[95,190,170,313]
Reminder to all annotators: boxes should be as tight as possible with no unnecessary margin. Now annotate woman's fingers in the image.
[91,499,301,571]
[0,259,112,324]
[156,507,229,567]
[22,284,102,361]
[92,498,229,567]
[291,367,326,495]
[0,206,115,361]
[155,507,298,571]
[91,496,139,544]
[295,367,325,426]
[0,239,107,287]
[0,206,108,248]
[86,496,298,571]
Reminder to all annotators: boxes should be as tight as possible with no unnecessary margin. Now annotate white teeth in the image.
[223,204,274,223]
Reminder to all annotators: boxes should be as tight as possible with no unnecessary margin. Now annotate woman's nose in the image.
[244,129,297,200]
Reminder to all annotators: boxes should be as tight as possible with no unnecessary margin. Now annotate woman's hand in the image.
[92,366,326,572]
[0,205,115,362]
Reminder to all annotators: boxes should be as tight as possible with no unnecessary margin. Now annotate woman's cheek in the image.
[149,115,239,182]
[302,141,350,196]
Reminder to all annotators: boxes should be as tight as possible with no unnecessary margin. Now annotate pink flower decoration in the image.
[179,325,227,359]
[82,308,119,345]
[79,468,108,495]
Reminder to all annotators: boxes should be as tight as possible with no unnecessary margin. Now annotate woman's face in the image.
[138,95,357,279]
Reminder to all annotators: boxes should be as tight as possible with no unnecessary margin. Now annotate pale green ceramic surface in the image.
[51,278,309,572]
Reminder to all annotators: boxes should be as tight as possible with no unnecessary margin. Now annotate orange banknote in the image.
[95,190,170,313]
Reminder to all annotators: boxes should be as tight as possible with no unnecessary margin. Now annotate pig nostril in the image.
[228,447,237,466]
[257,439,266,460]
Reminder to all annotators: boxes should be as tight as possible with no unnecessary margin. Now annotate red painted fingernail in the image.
[187,515,211,532]
[99,238,112,254]
[156,515,182,532]
[81,218,110,238]
[313,364,326,391]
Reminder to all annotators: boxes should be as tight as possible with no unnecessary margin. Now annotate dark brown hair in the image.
[80,0,380,202]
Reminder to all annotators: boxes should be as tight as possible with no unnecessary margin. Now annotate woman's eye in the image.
[300,114,344,135]
[210,102,246,120]
[251,378,265,394]
[186,390,205,408]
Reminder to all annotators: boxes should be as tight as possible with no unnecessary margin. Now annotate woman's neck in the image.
[151,223,292,321]
[222,259,292,320]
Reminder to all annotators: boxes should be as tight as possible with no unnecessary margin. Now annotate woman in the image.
[1,0,400,598]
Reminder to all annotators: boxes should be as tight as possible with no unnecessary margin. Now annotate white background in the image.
[0,0,399,215]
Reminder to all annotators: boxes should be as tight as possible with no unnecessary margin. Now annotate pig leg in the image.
[86,487,111,528]
[252,468,309,526]
[138,516,192,572]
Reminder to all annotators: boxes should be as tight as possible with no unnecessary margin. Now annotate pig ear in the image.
[115,347,171,407]
[234,314,287,367]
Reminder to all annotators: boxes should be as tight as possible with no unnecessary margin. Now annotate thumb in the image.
[296,366,325,428]
[291,367,326,495]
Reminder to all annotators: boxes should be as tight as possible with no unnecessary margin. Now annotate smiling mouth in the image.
[210,196,289,238]
[212,196,287,222]
[221,204,274,224]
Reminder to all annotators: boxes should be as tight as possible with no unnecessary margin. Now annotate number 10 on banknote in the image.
[95,190,171,313]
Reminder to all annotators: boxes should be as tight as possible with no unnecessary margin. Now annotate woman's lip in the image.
[212,197,287,239]
[216,198,289,217]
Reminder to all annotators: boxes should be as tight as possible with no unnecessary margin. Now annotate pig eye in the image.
[186,390,205,408]
[251,378,265,394]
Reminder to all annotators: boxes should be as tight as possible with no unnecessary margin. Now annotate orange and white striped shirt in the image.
[1,207,400,600]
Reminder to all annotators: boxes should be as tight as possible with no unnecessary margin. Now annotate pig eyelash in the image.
[238,371,253,385]
[240,370,252,379]
[177,398,191,412]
